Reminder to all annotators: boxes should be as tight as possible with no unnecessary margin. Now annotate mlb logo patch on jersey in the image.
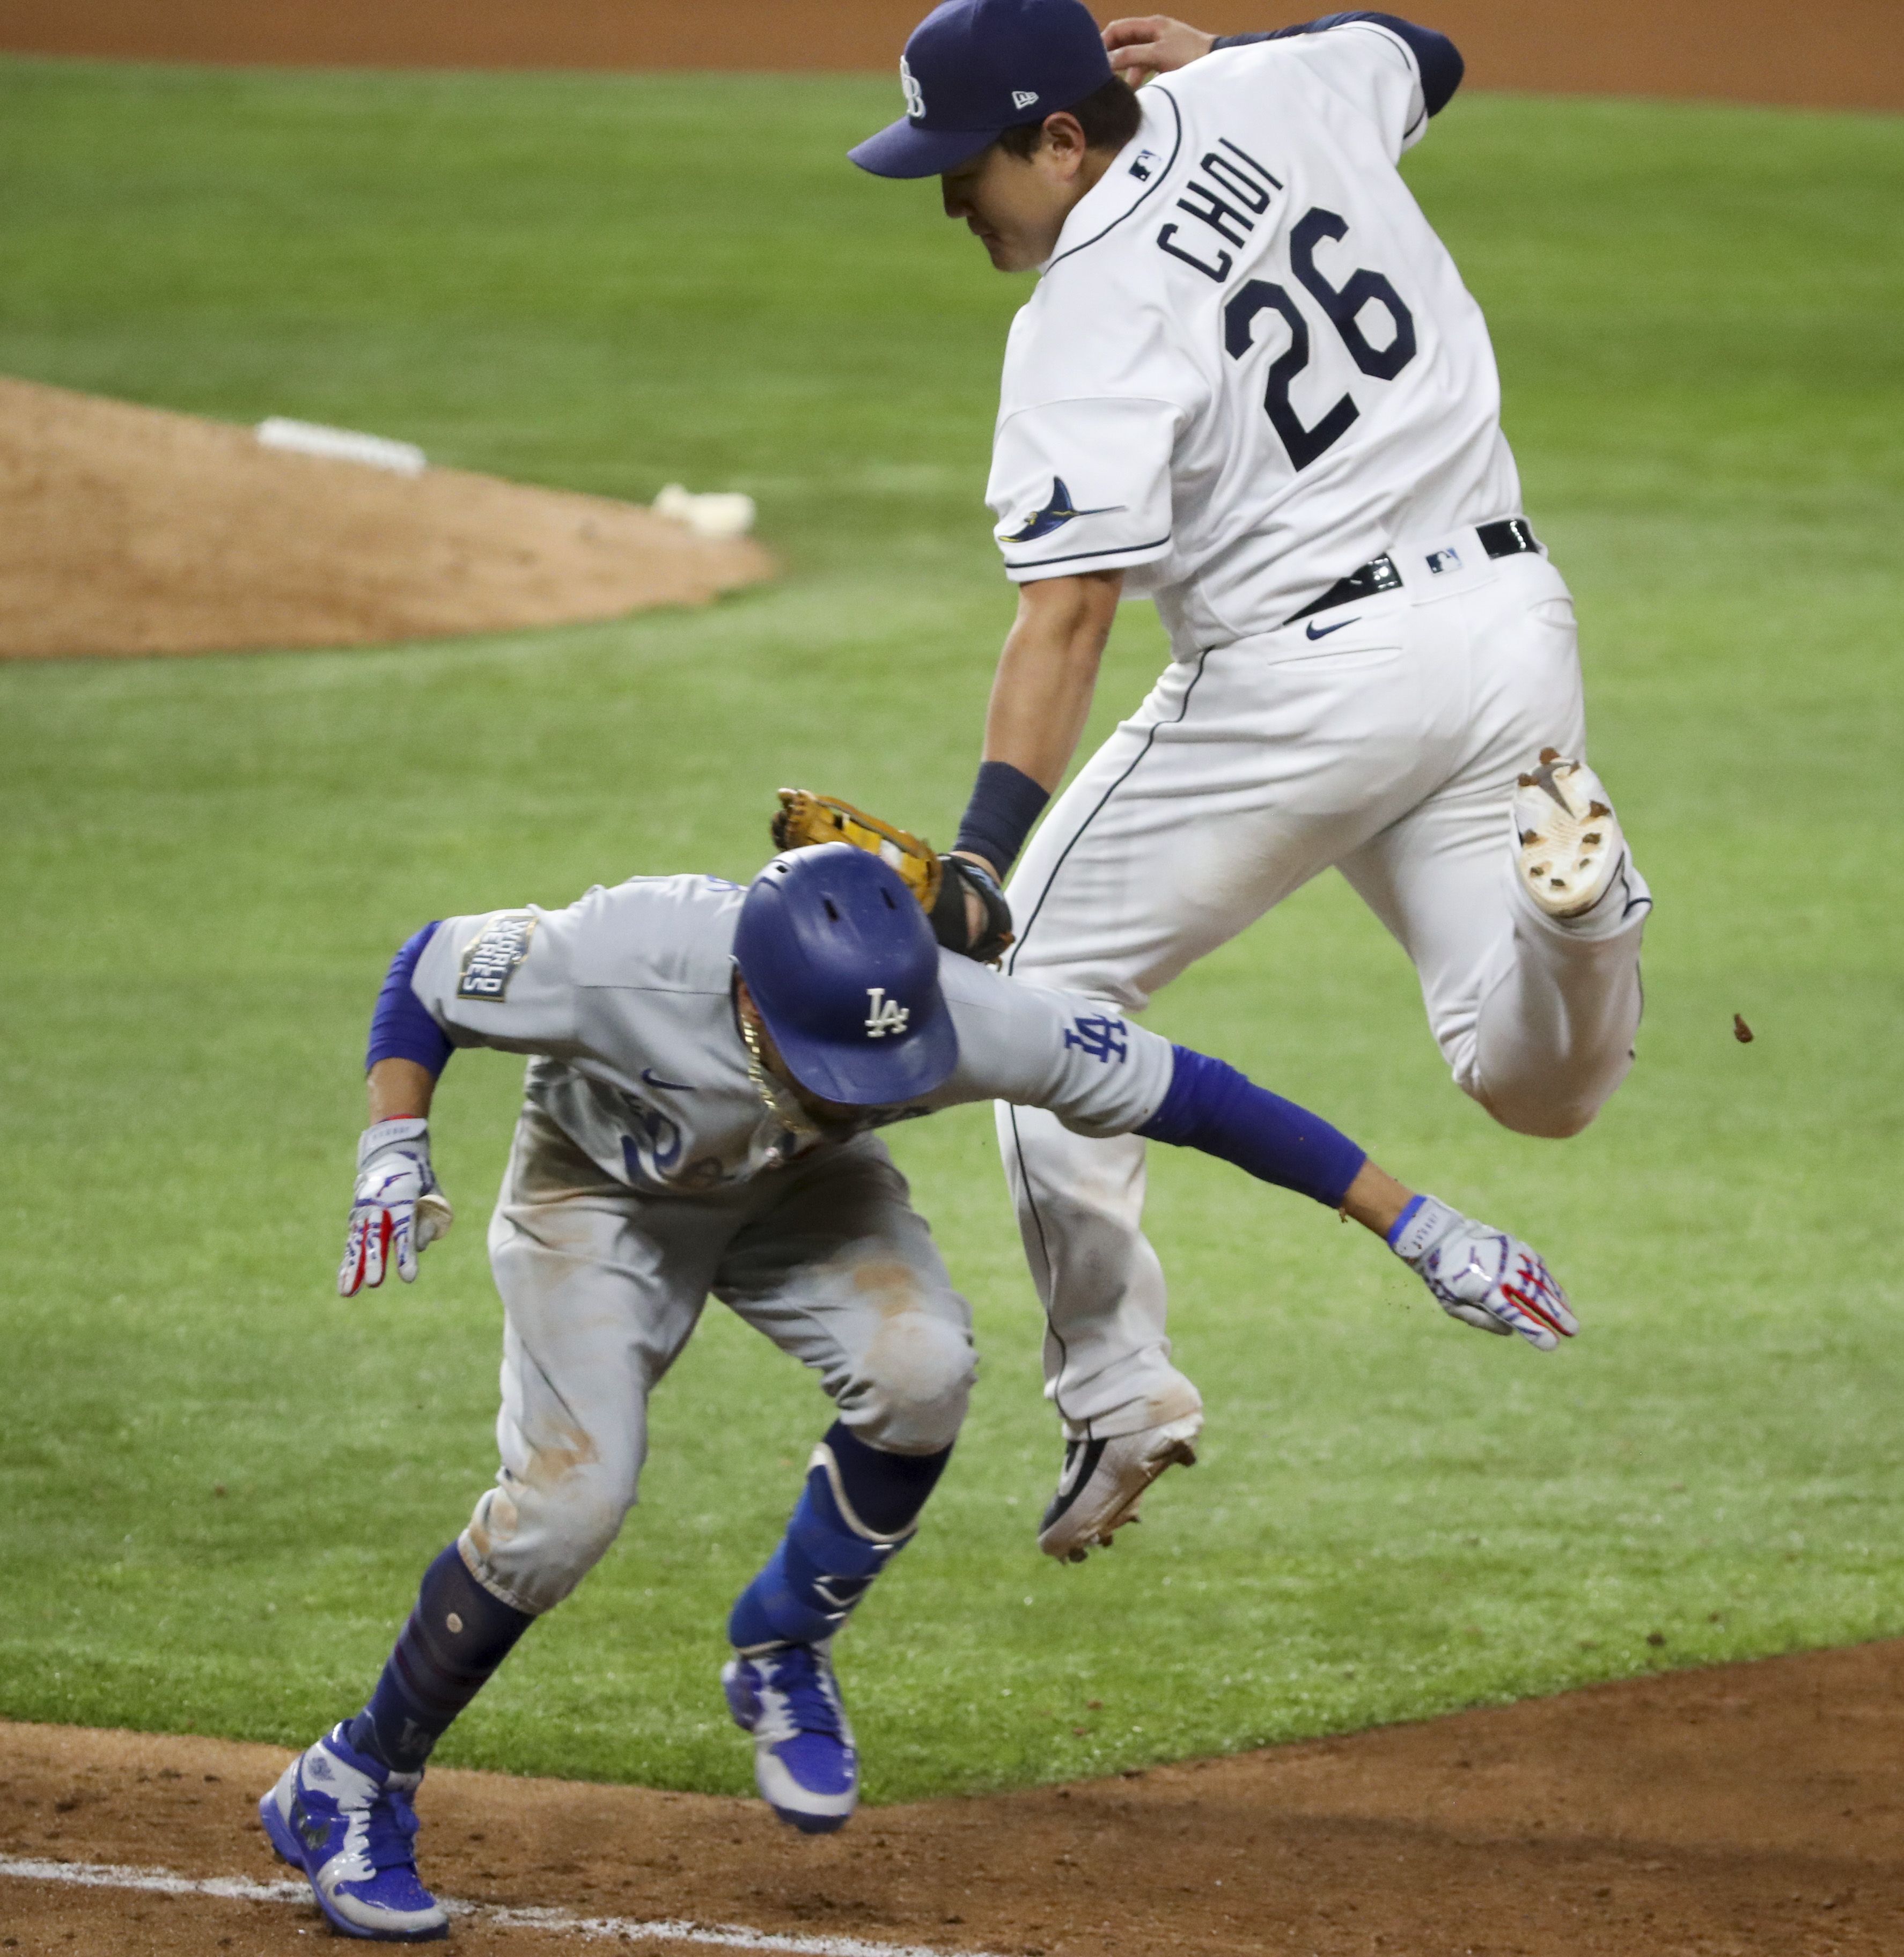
[1426,546,1463,575]
[457,913,537,1000]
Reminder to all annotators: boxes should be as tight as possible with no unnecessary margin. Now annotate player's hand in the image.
[1103,16,1217,86]
[935,852,1015,965]
[339,1117,454,1297]
[1391,1196,1577,1352]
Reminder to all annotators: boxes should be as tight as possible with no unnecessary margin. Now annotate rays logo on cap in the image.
[850,0,1114,181]
[864,987,910,1039]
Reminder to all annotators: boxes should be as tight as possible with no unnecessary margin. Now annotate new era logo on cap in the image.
[849,0,1113,179]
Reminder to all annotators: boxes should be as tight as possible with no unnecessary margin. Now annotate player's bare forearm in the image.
[367,1056,437,1123]
[977,570,1123,803]
[1339,1158,1411,1238]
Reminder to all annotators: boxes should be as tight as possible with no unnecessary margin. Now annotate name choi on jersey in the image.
[1156,137,1284,284]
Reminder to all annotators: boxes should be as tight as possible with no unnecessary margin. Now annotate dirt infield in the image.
[0,0,1898,112]
[6,1637,1904,1955]
[0,377,771,659]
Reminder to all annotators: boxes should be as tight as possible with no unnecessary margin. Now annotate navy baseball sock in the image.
[727,1423,951,1651]
[347,1542,534,1774]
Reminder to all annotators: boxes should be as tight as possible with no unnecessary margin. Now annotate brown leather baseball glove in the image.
[770,789,1013,963]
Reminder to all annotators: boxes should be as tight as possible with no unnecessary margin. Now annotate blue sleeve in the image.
[1136,1046,1366,1208]
[1213,13,1464,117]
[366,922,454,1077]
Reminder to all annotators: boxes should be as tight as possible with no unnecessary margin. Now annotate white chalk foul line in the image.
[0,1853,1008,1957]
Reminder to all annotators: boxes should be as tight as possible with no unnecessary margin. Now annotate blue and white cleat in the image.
[258,1723,449,1941]
[722,1642,859,1834]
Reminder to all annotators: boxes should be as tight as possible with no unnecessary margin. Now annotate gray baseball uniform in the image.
[406,873,1174,1614]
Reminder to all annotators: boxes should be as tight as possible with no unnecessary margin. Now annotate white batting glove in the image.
[1390,1195,1577,1352]
[338,1117,454,1298]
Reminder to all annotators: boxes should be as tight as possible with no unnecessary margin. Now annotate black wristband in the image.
[953,761,1048,876]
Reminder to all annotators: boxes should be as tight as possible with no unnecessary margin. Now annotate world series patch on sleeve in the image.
[457,912,537,999]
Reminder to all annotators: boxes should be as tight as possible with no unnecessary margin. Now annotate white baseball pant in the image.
[459,1109,976,1616]
[999,542,1650,1439]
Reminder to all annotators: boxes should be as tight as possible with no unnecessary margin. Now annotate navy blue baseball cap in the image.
[849,0,1113,180]
[733,845,959,1106]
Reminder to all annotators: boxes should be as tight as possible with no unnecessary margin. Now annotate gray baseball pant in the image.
[458,1109,975,1616]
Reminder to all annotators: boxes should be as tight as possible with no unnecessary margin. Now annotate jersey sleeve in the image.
[366,922,455,1075]
[930,958,1175,1136]
[1227,16,1449,159]
[409,903,587,1058]
[987,395,1183,583]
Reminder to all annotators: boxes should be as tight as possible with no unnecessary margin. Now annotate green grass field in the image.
[1,56,1900,1804]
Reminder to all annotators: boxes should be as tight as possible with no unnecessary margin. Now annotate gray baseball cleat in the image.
[1512,749,1627,920]
[1038,1411,1202,1562]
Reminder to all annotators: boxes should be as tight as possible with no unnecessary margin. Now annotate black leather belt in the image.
[1289,517,1541,624]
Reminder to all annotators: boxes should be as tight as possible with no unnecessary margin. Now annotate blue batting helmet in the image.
[733,844,959,1106]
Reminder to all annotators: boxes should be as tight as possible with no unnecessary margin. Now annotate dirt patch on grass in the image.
[6,1637,1904,1954]
[0,376,771,658]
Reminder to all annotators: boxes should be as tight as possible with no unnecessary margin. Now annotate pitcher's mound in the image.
[0,376,773,658]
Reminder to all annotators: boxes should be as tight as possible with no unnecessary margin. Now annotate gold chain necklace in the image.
[738,1004,820,1140]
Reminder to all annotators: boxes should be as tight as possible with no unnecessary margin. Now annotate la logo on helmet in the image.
[900,56,926,120]
[864,987,910,1039]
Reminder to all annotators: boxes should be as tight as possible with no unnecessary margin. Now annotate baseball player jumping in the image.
[850,0,1651,1558]
[259,843,1570,1935]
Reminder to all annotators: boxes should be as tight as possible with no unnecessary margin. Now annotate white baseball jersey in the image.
[985,21,1519,653]
[409,873,1174,1195]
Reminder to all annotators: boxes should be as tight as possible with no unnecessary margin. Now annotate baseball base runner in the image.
[260,844,1570,1933]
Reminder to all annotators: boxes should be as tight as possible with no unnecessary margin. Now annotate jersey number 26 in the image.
[1223,205,1417,472]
